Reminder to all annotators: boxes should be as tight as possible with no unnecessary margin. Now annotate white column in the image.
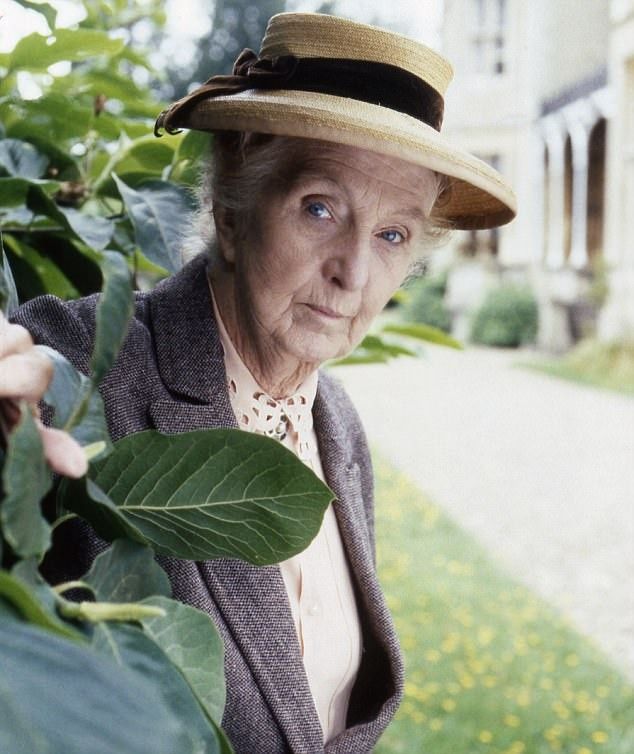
[541,115,567,269]
[563,101,601,270]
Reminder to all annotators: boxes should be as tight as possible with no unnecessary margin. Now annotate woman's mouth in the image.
[306,304,347,320]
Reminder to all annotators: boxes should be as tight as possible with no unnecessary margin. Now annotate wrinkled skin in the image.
[212,141,438,398]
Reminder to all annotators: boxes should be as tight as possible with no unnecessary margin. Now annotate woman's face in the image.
[217,140,439,387]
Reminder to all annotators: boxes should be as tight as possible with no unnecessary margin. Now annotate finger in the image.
[0,316,34,359]
[39,424,88,478]
[0,351,53,402]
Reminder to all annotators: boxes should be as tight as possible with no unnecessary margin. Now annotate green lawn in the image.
[521,340,634,396]
[374,457,634,754]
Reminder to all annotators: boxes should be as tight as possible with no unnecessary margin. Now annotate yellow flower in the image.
[516,688,531,707]
[576,748,593,754]
[596,685,609,698]
[441,633,459,653]
[478,626,496,646]
[504,714,521,727]
[544,726,562,742]
[459,674,475,689]
[441,698,456,712]
[429,718,443,731]
[565,653,580,667]
[591,731,608,744]
[478,730,494,743]
[424,649,441,663]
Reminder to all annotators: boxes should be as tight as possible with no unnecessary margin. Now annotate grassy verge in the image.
[521,340,634,396]
[374,456,633,754]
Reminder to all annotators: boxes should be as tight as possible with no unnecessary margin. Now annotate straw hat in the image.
[156,13,516,230]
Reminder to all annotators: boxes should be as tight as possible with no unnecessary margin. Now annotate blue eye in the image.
[306,202,331,219]
[380,229,405,244]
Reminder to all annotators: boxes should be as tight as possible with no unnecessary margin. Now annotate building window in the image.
[472,0,507,75]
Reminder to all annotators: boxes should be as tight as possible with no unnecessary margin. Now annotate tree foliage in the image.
[0,2,456,747]
[0,4,332,750]
[168,0,287,98]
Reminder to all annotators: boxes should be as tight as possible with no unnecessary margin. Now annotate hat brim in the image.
[182,88,516,230]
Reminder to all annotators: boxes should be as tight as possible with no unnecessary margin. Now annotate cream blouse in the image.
[210,289,362,742]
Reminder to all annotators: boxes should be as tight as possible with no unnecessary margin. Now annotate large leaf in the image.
[5,94,94,143]
[90,250,134,386]
[36,345,112,453]
[7,29,126,73]
[0,139,48,179]
[84,539,171,602]
[22,182,115,251]
[382,321,463,350]
[142,595,226,724]
[60,429,334,564]
[91,622,221,754]
[0,403,52,559]
[332,333,416,366]
[0,176,59,208]
[0,618,195,754]
[58,207,115,251]
[113,174,193,273]
[0,240,19,315]
[0,568,83,641]
[2,235,79,301]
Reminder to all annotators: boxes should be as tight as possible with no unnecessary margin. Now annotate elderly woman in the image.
[1,12,514,754]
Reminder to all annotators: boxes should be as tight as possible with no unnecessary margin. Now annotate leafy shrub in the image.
[402,272,452,333]
[470,284,538,347]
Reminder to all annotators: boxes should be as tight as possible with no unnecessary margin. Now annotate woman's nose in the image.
[323,235,370,291]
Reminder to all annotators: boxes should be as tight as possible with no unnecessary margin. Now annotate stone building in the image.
[439,0,633,349]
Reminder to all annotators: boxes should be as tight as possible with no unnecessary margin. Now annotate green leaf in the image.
[1,235,79,301]
[176,130,212,164]
[112,174,193,273]
[35,345,112,453]
[0,618,196,754]
[7,29,126,73]
[0,139,49,179]
[359,334,418,358]
[90,250,134,386]
[0,240,19,315]
[142,595,226,724]
[60,429,334,564]
[13,0,58,30]
[91,622,221,754]
[0,403,52,559]
[0,176,59,208]
[382,321,464,349]
[59,476,148,545]
[58,207,115,251]
[84,539,171,602]
[0,568,83,641]
[5,93,93,143]
[331,333,416,367]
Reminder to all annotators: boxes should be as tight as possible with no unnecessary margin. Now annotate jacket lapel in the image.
[146,256,324,750]
[313,381,376,596]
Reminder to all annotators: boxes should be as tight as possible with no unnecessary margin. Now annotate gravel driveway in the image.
[335,346,634,681]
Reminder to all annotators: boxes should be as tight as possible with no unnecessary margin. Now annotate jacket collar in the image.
[149,254,227,406]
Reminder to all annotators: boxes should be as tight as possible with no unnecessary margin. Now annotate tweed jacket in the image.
[13,254,404,753]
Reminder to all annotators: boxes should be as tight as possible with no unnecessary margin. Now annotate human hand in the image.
[0,312,87,478]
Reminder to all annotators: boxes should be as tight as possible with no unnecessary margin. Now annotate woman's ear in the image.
[212,205,237,264]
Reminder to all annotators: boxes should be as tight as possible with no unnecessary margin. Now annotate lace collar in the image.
[210,281,318,462]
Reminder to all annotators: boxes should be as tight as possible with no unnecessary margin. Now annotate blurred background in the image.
[1,1,633,752]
